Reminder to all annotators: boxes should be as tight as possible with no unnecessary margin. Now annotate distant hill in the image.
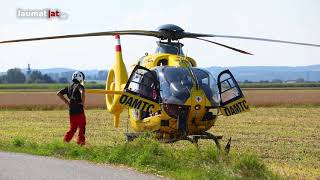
[21,68,101,76]
[207,64,320,82]
[2,64,320,82]
[19,68,107,81]
[37,68,75,74]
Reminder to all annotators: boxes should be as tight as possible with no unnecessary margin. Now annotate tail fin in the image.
[105,35,128,127]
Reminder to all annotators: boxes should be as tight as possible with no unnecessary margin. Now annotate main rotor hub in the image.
[156,24,185,33]
[156,24,185,41]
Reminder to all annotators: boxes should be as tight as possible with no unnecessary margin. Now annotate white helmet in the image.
[72,71,85,84]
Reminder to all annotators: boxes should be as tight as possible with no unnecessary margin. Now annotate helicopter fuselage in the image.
[100,37,249,142]
[123,44,220,138]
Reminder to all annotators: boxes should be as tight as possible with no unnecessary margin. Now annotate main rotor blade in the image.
[0,30,160,44]
[185,32,320,47]
[1,26,319,48]
[195,37,253,55]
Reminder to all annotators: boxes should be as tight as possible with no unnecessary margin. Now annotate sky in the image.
[0,0,319,72]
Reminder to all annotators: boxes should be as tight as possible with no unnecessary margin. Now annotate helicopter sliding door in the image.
[217,70,250,116]
[120,65,160,114]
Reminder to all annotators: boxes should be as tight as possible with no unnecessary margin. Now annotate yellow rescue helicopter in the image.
[1,24,319,150]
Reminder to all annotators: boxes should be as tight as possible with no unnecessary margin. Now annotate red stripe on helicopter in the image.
[115,45,122,52]
[115,35,121,52]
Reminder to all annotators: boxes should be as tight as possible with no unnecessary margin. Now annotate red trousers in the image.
[64,112,86,145]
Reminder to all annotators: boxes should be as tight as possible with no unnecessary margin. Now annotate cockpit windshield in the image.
[155,67,219,106]
[158,67,192,104]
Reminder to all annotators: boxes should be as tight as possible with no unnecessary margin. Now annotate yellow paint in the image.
[184,88,216,133]
[128,106,175,133]
[105,46,128,128]
[142,53,197,69]
[135,115,162,132]
[86,89,122,95]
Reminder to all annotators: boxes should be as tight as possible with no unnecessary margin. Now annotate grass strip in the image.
[0,136,279,180]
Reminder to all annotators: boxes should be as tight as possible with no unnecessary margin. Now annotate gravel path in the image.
[0,152,163,180]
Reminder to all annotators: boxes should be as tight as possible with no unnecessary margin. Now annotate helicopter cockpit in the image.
[125,66,220,108]
[156,66,220,107]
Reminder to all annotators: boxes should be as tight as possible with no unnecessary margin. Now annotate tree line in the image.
[0,68,68,83]
[0,68,108,84]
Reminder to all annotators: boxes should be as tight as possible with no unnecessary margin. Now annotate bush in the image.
[13,138,26,147]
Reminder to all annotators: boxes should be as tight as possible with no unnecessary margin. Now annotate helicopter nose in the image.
[191,94,206,114]
[195,98,204,110]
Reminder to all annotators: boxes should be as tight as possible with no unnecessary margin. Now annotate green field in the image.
[0,107,319,179]
[215,106,320,178]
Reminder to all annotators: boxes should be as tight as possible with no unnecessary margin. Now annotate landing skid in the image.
[185,132,223,150]
[125,132,231,153]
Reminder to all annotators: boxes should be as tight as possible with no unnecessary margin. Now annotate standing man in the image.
[57,71,86,145]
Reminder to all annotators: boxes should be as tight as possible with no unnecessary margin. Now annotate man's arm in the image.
[57,89,69,106]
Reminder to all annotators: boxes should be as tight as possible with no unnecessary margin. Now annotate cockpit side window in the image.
[192,68,220,107]
[139,71,157,100]
[126,68,159,102]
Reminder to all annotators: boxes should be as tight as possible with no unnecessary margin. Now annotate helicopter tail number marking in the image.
[119,92,160,113]
[219,97,250,116]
